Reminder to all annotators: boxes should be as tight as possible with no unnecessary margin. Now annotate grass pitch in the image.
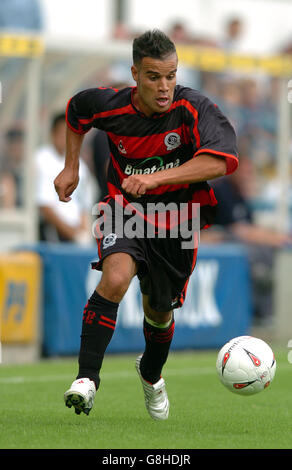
[0,349,290,449]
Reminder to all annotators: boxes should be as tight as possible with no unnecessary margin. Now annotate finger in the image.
[121,178,130,191]
[122,178,142,197]
[63,182,78,202]
[55,186,66,202]
[122,180,134,195]
[56,186,72,203]
[137,184,146,195]
[59,194,71,203]
[130,184,142,197]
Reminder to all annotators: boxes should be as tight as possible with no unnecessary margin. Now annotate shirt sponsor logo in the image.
[124,157,180,175]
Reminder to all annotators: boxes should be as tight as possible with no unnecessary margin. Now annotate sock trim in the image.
[98,320,115,330]
[144,314,173,329]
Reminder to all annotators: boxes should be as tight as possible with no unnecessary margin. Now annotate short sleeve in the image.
[66,87,117,135]
[194,98,239,175]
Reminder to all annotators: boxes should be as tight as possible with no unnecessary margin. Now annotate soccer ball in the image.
[216,336,276,395]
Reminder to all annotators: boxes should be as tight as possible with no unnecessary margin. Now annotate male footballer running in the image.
[54,29,238,420]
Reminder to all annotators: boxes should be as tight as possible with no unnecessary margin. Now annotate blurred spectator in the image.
[200,72,221,101]
[0,127,25,207]
[204,74,278,173]
[201,154,292,325]
[215,77,244,133]
[0,0,43,32]
[112,21,132,40]
[168,22,193,44]
[168,20,217,48]
[0,172,16,208]
[239,78,277,169]
[220,17,244,52]
[35,113,94,244]
[281,38,292,55]
[240,78,260,110]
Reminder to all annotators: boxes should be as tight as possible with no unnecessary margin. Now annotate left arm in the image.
[122,154,227,197]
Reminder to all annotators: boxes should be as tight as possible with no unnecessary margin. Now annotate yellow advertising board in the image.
[0,252,41,343]
[176,45,292,77]
[0,34,44,57]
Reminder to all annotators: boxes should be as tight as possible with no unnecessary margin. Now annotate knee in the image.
[97,253,137,303]
[97,270,132,303]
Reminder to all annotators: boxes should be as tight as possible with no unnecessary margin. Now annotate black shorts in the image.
[91,197,198,312]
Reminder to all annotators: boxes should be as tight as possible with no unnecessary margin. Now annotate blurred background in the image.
[0,0,292,364]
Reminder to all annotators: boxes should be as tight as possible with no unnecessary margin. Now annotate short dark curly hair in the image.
[132,29,176,65]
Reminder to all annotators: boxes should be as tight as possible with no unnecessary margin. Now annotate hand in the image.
[54,167,79,202]
[121,174,159,198]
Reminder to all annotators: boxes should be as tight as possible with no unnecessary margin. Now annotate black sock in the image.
[139,316,175,384]
[77,290,119,390]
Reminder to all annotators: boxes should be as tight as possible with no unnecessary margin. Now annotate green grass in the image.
[0,349,291,449]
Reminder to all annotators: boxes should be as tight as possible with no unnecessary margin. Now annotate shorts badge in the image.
[103,233,117,249]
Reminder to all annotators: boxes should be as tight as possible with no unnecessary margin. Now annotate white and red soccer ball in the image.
[216,336,276,395]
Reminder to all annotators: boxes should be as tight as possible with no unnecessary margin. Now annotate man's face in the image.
[131,53,178,117]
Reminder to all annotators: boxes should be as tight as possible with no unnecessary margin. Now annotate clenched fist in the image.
[54,166,79,202]
[121,173,159,198]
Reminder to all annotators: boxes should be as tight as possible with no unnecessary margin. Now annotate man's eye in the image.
[149,76,158,81]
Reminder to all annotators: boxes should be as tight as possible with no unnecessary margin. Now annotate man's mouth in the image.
[156,97,170,107]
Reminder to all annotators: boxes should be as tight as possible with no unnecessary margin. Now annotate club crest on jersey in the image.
[118,140,127,154]
[103,233,117,249]
[164,132,181,151]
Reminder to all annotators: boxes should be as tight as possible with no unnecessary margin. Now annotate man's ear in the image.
[131,65,138,83]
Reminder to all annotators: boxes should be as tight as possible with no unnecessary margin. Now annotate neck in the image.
[132,88,152,117]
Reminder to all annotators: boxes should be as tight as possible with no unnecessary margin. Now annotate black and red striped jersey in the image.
[66,85,238,229]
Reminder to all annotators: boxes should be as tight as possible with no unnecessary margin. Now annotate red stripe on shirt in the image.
[107,124,190,159]
[78,104,136,125]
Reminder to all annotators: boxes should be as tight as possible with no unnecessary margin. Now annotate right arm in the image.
[54,87,115,202]
[54,127,84,202]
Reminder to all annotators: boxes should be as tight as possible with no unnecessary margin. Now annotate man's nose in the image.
[158,77,169,92]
